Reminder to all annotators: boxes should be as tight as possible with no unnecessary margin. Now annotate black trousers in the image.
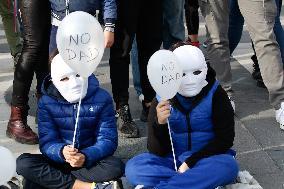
[184,0,199,35]
[109,0,163,105]
[12,0,51,107]
[16,153,125,189]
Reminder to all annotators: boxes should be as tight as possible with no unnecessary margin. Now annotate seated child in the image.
[125,45,239,189]
[16,54,124,189]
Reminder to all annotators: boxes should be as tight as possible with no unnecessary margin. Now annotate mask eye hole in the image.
[60,77,69,81]
[182,73,186,77]
[76,74,80,77]
[193,70,202,75]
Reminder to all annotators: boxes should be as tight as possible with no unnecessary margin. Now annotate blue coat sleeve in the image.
[101,0,117,25]
[38,98,67,163]
[80,96,118,168]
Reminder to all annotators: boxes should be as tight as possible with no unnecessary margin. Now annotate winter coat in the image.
[49,0,117,25]
[38,74,117,168]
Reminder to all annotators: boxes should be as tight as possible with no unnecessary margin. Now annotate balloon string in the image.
[72,81,84,148]
[167,118,178,172]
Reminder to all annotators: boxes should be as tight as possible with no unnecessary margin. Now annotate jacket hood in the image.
[41,74,99,103]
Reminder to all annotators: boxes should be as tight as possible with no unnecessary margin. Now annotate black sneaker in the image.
[140,102,150,122]
[117,105,139,138]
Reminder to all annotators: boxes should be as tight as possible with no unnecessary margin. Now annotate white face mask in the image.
[51,54,88,103]
[173,45,208,97]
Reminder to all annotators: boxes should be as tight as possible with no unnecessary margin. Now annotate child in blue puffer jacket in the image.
[16,52,124,189]
[125,45,239,189]
[49,0,117,52]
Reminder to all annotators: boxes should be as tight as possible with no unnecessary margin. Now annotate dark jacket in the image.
[49,0,117,25]
[38,74,117,168]
[147,65,235,168]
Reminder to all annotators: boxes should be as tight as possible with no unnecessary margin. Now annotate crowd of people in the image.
[1,0,284,188]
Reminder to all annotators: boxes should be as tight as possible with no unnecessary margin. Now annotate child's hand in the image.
[68,153,85,168]
[156,100,171,124]
[104,31,114,48]
[62,145,78,162]
[178,162,189,173]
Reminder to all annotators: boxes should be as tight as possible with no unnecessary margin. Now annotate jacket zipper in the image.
[185,113,192,150]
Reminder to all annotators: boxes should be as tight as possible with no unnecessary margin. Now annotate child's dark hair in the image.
[169,41,191,52]
[48,49,59,71]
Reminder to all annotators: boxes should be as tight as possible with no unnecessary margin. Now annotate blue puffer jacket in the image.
[38,74,117,168]
[49,0,117,24]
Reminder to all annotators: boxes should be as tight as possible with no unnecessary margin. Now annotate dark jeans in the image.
[109,0,163,105]
[184,0,199,35]
[12,0,51,107]
[16,153,125,189]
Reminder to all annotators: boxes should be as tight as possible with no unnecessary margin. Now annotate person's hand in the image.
[178,162,189,173]
[104,31,114,48]
[156,100,171,124]
[62,145,78,162]
[67,152,86,168]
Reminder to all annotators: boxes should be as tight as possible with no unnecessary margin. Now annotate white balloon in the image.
[0,147,16,185]
[147,50,183,100]
[56,11,105,78]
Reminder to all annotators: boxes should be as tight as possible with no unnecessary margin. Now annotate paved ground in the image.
[1,12,284,189]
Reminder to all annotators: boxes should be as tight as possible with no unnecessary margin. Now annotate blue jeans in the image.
[229,0,284,64]
[130,37,142,96]
[49,25,58,54]
[163,0,185,49]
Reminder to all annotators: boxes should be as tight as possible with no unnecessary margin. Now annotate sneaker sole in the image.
[6,130,38,145]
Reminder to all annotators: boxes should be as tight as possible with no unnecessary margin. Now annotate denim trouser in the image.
[229,0,284,108]
[163,0,185,49]
[229,0,284,64]
[130,36,142,96]
[0,0,22,57]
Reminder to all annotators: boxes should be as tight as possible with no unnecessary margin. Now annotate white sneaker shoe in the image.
[275,102,284,130]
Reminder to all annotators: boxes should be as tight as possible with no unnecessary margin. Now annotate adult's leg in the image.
[156,154,239,189]
[184,0,199,44]
[0,0,22,59]
[109,0,137,107]
[228,0,244,54]
[109,0,139,138]
[130,36,143,97]
[162,0,185,49]
[199,0,232,94]
[125,153,178,187]
[238,0,284,109]
[12,0,50,107]
[274,0,284,64]
[16,153,76,189]
[137,0,163,104]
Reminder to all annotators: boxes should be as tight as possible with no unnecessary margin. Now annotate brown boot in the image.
[6,106,39,144]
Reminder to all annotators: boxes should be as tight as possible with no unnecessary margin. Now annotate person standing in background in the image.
[0,0,22,65]
[6,0,51,144]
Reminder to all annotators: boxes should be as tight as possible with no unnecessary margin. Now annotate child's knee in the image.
[16,153,32,176]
